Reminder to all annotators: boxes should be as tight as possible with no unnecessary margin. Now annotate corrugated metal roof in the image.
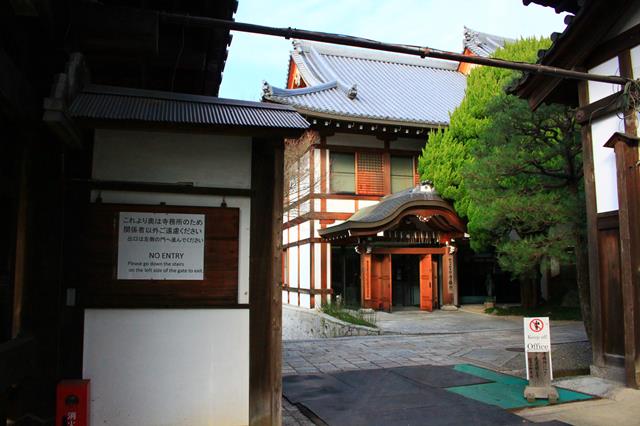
[70,84,309,129]
[463,27,514,58]
[263,40,467,127]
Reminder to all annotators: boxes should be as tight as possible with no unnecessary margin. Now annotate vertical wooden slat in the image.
[381,254,392,312]
[616,51,640,388]
[11,145,29,338]
[361,253,371,307]
[249,137,283,425]
[578,80,605,368]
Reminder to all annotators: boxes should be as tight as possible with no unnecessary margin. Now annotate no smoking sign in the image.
[529,318,544,333]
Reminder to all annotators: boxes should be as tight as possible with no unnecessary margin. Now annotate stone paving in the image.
[283,310,588,377]
[282,309,590,424]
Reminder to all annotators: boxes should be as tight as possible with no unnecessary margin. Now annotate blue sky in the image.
[219,1,567,101]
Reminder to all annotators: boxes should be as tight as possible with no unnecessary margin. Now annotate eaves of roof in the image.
[70,84,310,131]
[512,0,631,108]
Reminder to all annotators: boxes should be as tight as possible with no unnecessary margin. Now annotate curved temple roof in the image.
[319,182,466,239]
[263,40,467,127]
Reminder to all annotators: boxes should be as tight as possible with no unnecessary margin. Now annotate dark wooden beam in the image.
[71,179,252,197]
[249,137,283,425]
[578,80,605,368]
[11,145,30,338]
[576,91,623,125]
[612,50,640,388]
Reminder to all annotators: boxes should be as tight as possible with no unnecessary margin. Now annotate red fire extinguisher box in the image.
[56,380,90,426]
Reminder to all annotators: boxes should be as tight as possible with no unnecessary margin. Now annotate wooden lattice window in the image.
[356,152,384,195]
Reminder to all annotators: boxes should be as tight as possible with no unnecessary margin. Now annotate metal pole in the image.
[160,12,631,86]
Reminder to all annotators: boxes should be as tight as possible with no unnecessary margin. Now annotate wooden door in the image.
[419,255,433,311]
[369,254,392,311]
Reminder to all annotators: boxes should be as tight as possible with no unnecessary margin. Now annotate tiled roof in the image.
[70,84,310,130]
[463,27,514,58]
[263,40,467,127]
[319,182,463,237]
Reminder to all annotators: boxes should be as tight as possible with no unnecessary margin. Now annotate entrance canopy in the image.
[319,181,465,244]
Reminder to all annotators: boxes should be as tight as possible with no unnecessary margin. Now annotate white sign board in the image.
[524,317,553,379]
[117,212,205,280]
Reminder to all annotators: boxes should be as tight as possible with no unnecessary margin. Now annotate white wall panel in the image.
[282,290,289,305]
[314,149,322,193]
[299,293,311,309]
[314,243,323,291]
[588,58,621,103]
[289,246,299,288]
[84,309,248,426]
[326,199,355,213]
[591,114,623,213]
[93,129,251,189]
[290,292,299,306]
[358,200,379,209]
[289,224,298,243]
[299,221,311,240]
[299,244,311,289]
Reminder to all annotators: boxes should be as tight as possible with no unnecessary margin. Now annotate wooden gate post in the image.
[249,138,284,425]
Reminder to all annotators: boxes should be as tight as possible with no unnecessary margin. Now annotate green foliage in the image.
[485,305,582,321]
[320,303,377,328]
[419,37,585,280]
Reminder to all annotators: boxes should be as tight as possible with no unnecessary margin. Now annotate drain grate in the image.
[505,347,525,352]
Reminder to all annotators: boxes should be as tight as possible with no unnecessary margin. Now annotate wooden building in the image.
[264,34,509,312]
[1,1,307,424]
[514,0,640,388]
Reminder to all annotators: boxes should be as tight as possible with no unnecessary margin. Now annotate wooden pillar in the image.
[605,131,640,388]
[442,251,456,306]
[616,51,640,388]
[12,144,30,338]
[361,252,371,309]
[577,80,605,368]
[249,138,284,425]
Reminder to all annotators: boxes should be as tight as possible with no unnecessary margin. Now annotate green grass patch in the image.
[485,305,581,321]
[321,304,377,328]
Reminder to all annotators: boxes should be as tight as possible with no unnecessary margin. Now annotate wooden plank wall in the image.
[85,204,240,307]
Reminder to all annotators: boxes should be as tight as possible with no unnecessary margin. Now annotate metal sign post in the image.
[523,317,558,403]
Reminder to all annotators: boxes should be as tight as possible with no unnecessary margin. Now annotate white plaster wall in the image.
[632,45,640,81]
[314,149,322,193]
[282,290,289,304]
[282,227,288,246]
[290,292,299,306]
[314,294,322,307]
[314,243,322,288]
[299,293,311,309]
[289,246,299,288]
[299,200,311,215]
[358,200,379,209]
[326,243,331,290]
[93,129,251,189]
[83,309,249,426]
[591,114,623,213]
[314,220,321,238]
[299,221,311,240]
[588,58,621,103]
[289,224,298,243]
[327,133,384,148]
[314,199,321,212]
[299,244,311,289]
[326,199,355,213]
[391,138,425,151]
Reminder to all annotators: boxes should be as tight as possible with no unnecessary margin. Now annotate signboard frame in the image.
[84,203,240,308]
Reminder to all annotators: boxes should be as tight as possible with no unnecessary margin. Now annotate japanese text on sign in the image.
[117,212,205,280]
